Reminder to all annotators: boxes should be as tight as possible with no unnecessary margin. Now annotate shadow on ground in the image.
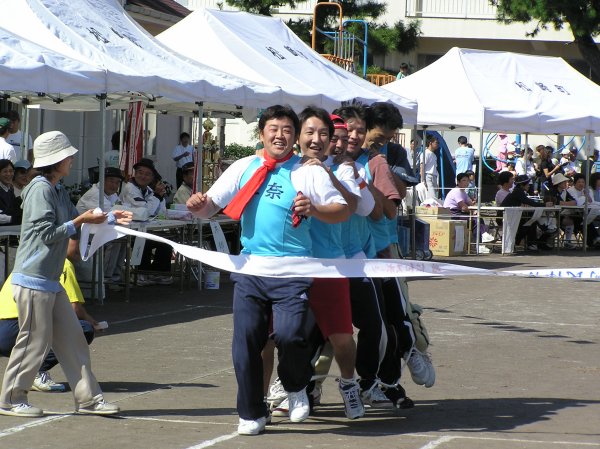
[271,397,600,436]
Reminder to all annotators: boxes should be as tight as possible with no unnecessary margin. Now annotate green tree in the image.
[226,0,420,68]
[224,0,297,16]
[492,0,600,79]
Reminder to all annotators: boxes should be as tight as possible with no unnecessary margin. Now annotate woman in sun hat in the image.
[0,131,132,418]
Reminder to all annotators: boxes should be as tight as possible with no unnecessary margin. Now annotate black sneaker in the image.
[383,385,415,409]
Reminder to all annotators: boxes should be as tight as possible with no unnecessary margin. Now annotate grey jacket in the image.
[12,176,79,288]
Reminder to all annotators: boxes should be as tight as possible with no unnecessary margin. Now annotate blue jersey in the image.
[358,151,392,252]
[455,146,474,174]
[238,155,312,256]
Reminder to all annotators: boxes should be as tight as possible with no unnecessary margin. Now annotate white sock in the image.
[339,377,355,386]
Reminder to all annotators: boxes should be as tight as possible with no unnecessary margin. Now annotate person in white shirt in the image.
[77,167,126,288]
[420,136,439,200]
[515,147,537,195]
[120,159,171,285]
[0,119,17,163]
[6,111,32,161]
[172,132,194,188]
[173,162,194,204]
[559,148,579,177]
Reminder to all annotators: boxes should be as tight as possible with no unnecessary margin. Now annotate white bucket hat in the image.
[33,131,78,168]
[551,173,569,185]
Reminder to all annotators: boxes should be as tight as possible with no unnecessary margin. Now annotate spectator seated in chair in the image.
[120,159,173,285]
[443,172,495,252]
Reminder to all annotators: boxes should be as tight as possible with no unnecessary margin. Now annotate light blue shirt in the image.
[455,146,474,174]
[239,155,312,257]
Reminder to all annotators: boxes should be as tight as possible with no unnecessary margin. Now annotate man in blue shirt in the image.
[454,136,475,175]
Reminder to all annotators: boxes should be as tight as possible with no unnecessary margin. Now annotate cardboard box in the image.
[421,218,467,256]
[415,206,451,218]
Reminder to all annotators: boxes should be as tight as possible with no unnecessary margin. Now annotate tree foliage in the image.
[224,0,297,16]
[226,0,421,65]
[492,0,600,79]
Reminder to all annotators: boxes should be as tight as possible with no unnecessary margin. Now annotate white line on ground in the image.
[0,415,68,438]
[0,366,235,438]
[417,436,456,449]
[124,416,233,426]
[184,431,238,449]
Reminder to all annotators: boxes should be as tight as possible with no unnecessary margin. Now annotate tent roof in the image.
[0,26,107,94]
[383,47,600,134]
[0,0,284,112]
[157,8,418,124]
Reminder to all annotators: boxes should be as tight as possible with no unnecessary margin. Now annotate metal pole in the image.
[97,95,107,303]
[21,100,30,161]
[476,129,484,254]
[583,131,592,252]
[410,125,417,259]
[195,102,204,291]
[524,132,529,189]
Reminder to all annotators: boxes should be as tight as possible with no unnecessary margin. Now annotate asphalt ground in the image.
[0,251,598,449]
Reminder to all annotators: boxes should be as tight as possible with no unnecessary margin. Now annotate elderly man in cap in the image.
[121,159,172,285]
[173,162,195,204]
[0,118,16,162]
[12,160,31,197]
[77,167,127,288]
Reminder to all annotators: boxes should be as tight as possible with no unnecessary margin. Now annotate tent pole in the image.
[410,124,417,260]
[195,102,204,291]
[21,99,30,161]
[476,129,484,254]
[524,132,529,188]
[97,94,107,304]
[584,130,592,252]
[119,109,125,155]
[196,102,204,193]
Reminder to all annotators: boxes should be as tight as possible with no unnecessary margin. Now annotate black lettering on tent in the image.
[266,47,286,60]
[88,27,109,44]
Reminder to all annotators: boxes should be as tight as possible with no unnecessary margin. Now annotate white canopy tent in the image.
[383,47,600,134]
[384,47,600,253]
[0,27,110,94]
[0,0,285,112]
[157,8,417,124]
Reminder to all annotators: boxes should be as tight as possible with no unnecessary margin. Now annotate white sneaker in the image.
[406,349,436,388]
[338,380,365,419]
[271,397,289,417]
[360,382,393,408]
[267,377,287,409]
[237,416,266,435]
[76,399,120,415]
[481,232,495,243]
[527,243,538,251]
[287,388,310,422]
[31,371,66,392]
[478,244,491,254]
[0,403,43,417]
